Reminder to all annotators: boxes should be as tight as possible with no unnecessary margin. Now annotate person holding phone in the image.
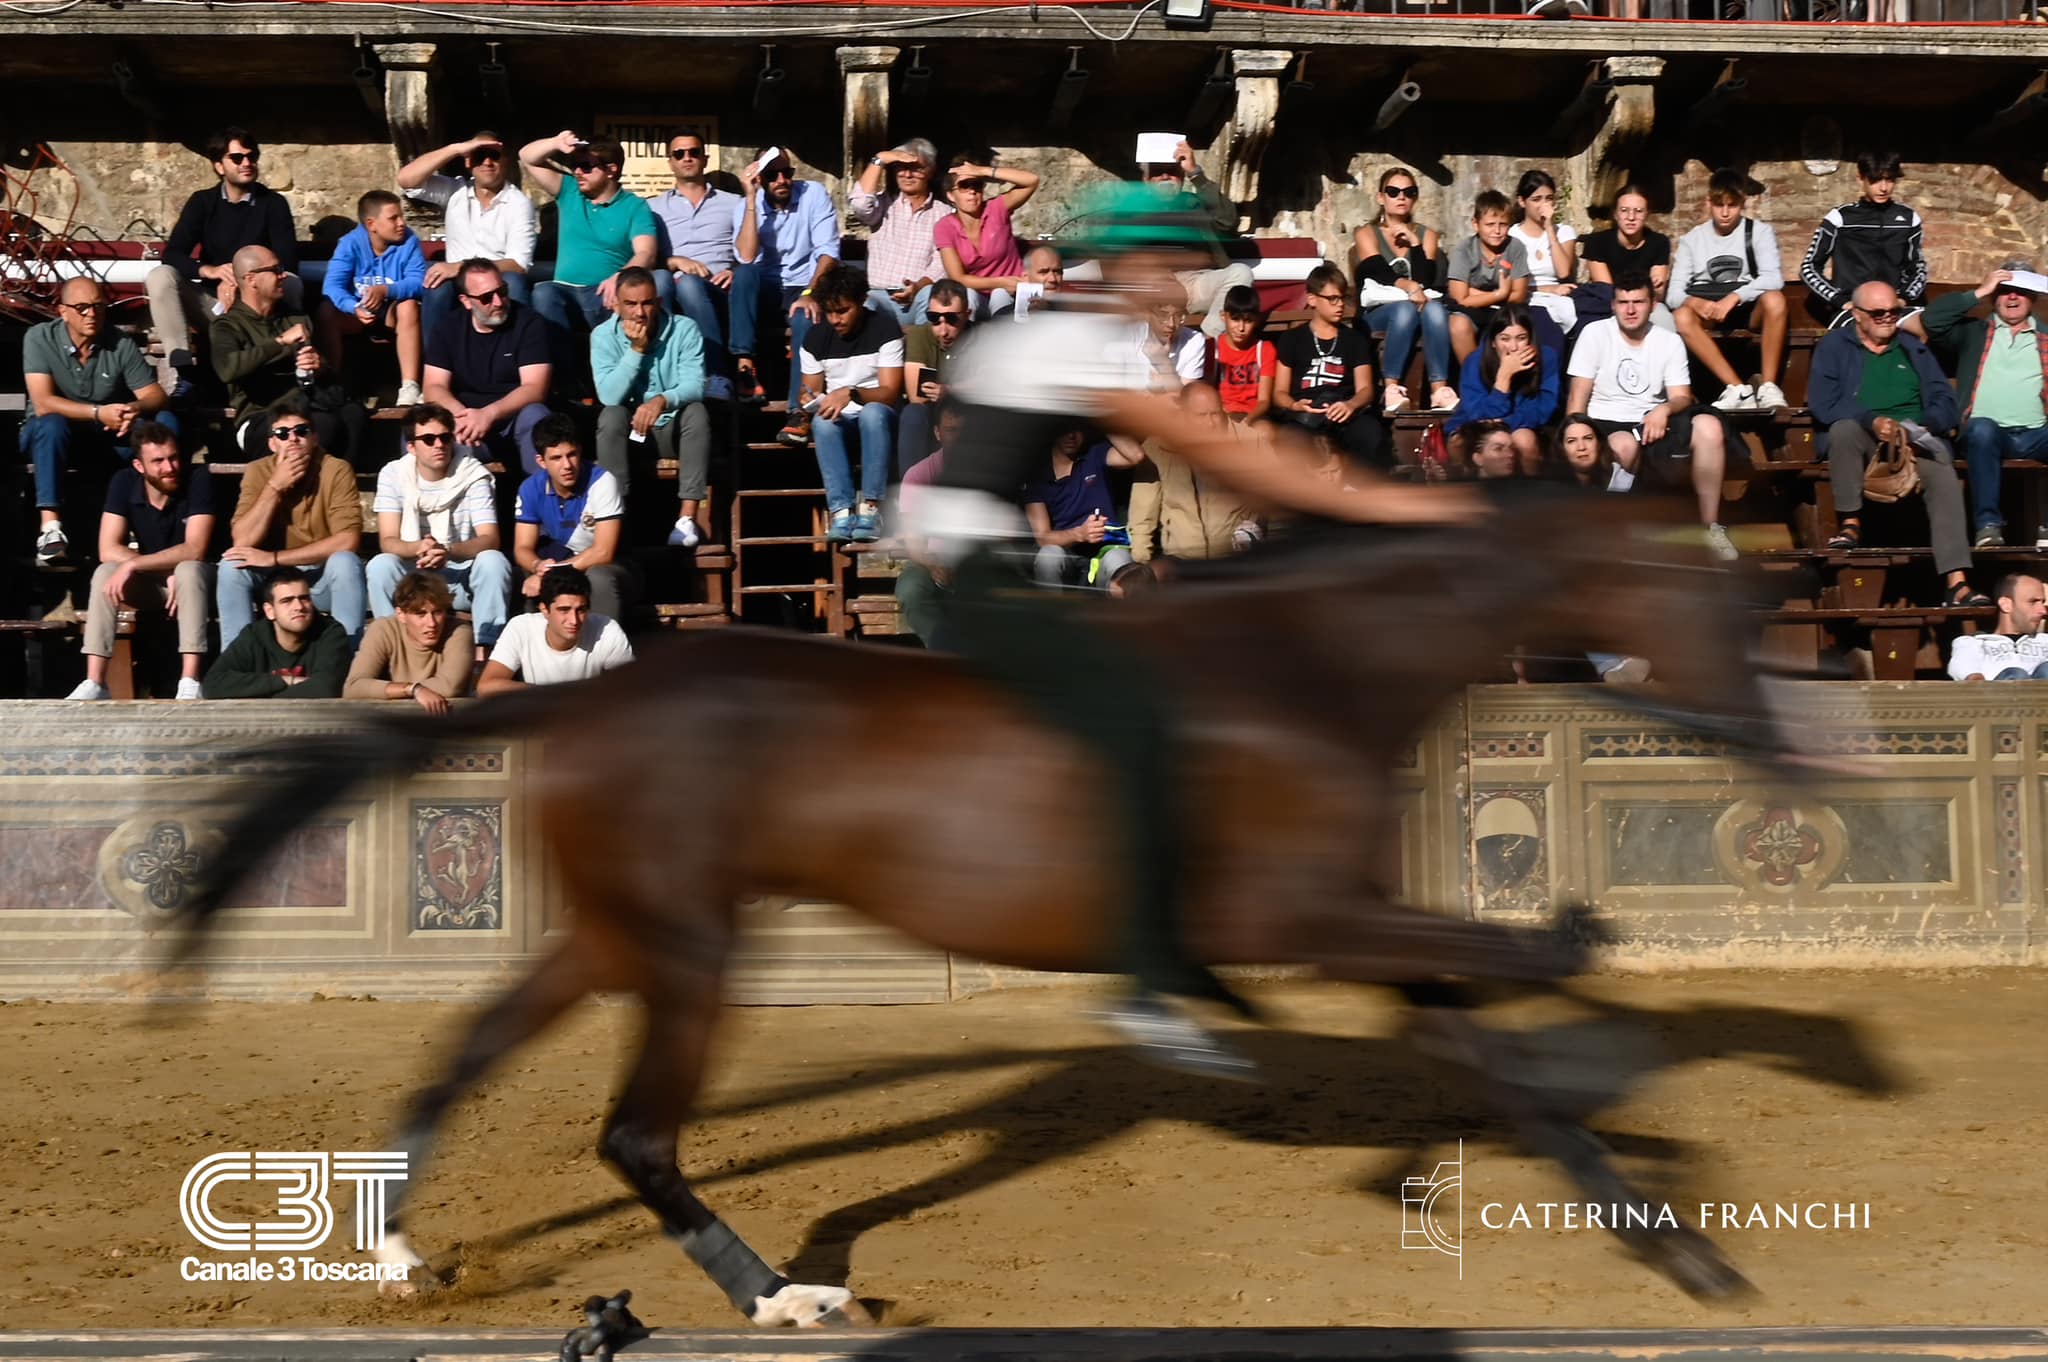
[897,278,973,473]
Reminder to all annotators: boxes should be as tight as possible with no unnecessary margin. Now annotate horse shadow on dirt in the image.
[460,989,1902,1301]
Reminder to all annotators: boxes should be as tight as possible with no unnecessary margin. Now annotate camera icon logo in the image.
[1400,1141,1463,1272]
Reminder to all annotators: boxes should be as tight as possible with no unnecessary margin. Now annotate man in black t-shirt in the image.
[69,423,218,701]
[1273,263,1387,467]
[423,258,554,474]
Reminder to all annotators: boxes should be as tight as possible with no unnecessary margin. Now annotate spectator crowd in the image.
[22,126,2048,696]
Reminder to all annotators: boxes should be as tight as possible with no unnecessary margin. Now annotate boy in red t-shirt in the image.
[1206,286,1275,423]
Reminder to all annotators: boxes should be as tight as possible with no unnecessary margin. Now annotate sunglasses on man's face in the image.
[270,424,314,441]
[1859,307,1904,321]
[1383,184,1418,198]
[928,312,966,326]
[464,286,508,303]
[763,166,795,182]
[670,146,705,160]
[223,150,260,165]
[572,160,609,174]
[412,431,453,446]
[61,301,107,313]
[243,264,283,278]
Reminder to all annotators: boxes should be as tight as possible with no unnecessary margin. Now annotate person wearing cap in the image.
[915,181,1480,1080]
[399,132,539,338]
[731,149,841,443]
[1136,139,1253,339]
[519,130,670,389]
[1924,263,2048,548]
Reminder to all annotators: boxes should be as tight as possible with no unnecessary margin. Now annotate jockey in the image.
[911,184,1475,1078]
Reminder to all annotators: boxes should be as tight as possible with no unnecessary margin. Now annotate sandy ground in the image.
[0,972,2041,1333]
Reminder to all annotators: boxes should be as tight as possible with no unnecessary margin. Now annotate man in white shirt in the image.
[477,565,633,693]
[1949,573,2048,680]
[1567,273,1738,561]
[368,403,513,666]
[398,132,540,339]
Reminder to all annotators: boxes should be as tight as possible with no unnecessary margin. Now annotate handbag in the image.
[1861,423,1921,503]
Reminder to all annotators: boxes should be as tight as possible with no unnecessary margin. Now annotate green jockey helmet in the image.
[1065,181,1217,257]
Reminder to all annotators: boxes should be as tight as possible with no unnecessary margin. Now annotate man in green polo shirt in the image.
[519,131,672,393]
[23,277,175,565]
[1925,263,2048,547]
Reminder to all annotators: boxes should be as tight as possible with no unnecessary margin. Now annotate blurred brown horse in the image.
[174,489,1804,1324]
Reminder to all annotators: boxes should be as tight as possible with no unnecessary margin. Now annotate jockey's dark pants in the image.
[946,549,1237,1010]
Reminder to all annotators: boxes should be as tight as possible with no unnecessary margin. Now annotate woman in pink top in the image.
[933,148,1040,316]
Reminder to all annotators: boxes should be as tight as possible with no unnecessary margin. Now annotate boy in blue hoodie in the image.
[318,190,427,406]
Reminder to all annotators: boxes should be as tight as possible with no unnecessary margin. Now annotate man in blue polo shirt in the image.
[730,150,841,428]
[513,412,631,622]
[519,131,671,390]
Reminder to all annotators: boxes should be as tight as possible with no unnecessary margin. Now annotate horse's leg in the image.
[600,979,871,1328]
[371,938,598,1292]
[1275,899,1749,1300]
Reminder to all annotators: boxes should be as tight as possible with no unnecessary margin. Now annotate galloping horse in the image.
[173,490,1811,1324]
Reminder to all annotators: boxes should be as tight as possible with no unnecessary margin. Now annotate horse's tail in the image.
[168,686,577,972]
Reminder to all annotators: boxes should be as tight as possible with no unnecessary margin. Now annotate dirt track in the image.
[1,972,2041,1331]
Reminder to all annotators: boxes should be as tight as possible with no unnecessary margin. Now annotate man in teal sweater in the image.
[202,568,351,698]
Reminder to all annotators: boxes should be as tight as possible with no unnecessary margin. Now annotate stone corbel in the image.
[1217,48,1294,234]
[371,43,440,169]
[838,46,901,191]
[1567,55,1663,222]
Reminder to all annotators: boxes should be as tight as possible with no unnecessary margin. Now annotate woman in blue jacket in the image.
[1446,305,1558,476]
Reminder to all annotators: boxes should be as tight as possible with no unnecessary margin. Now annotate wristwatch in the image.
[869,155,885,167]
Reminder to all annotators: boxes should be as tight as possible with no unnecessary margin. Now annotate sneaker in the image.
[1600,656,1652,684]
[1096,991,1259,1083]
[1976,522,2007,549]
[777,416,812,447]
[65,679,110,701]
[166,369,196,403]
[850,507,880,543]
[704,375,735,403]
[395,381,425,407]
[734,363,767,406]
[1382,383,1411,415]
[1712,384,1757,412]
[174,677,204,701]
[35,522,68,565]
[667,517,703,549]
[1430,384,1461,412]
[1704,522,1739,562]
[1753,380,1789,411]
[825,509,855,542]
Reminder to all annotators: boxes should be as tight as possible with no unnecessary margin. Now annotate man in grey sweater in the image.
[1668,169,1790,414]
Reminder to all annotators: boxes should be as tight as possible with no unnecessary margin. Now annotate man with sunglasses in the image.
[368,402,512,669]
[898,278,972,471]
[731,149,840,441]
[1924,263,2048,548]
[422,258,552,475]
[399,131,539,338]
[147,126,300,395]
[1810,280,1986,608]
[212,244,371,467]
[520,131,669,391]
[22,277,174,565]
[650,129,743,401]
[217,391,368,648]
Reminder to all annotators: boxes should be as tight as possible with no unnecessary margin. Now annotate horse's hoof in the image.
[818,1296,876,1327]
[373,1234,430,1298]
[751,1282,861,1328]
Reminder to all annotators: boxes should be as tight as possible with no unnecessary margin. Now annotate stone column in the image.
[372,43,440,168]
[1217,49,1294,234]
[838,46,901,191]
[1567,56,1663,222]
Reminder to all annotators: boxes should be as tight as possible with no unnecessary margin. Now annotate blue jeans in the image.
[26,409,182,512]
[422,270,532,337]
[867,284,934,327]
[1961,418,2048,530]
[1365,298,1453,388]
[813,404,897,512]
[728,264,815,412]
[1995,662,2048,680]
[669,271,733,380]
[218,550,367,647]
[367,548,513,646]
